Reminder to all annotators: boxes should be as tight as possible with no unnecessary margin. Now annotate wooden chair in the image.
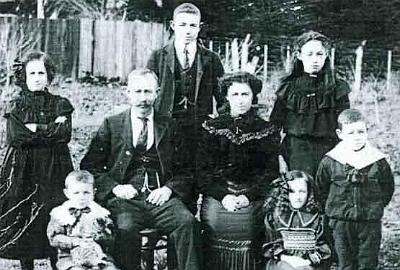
[139,228,176,270]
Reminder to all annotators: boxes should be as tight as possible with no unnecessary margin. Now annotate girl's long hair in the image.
[283,30,336,87]
[264,170,321,218]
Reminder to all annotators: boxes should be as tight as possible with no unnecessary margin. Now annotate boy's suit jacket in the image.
[146,40,225,120]
[80,109,189,203]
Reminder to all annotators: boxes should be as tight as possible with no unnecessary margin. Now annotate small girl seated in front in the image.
[263,170,330,270]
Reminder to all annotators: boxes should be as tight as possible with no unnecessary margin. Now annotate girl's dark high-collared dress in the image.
[0,89,74,259]
[270,74,350,176]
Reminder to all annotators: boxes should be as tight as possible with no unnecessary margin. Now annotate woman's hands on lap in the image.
[222,194,250,211]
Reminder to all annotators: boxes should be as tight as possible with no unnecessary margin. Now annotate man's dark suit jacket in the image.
[146,41,225,119]
[80,109,188,203]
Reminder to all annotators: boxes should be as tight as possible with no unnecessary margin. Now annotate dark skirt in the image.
[0,144,73,259]
[284,135,337,177]
[201,196,267,270]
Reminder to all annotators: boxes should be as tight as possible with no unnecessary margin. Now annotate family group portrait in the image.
[0,1,399,270]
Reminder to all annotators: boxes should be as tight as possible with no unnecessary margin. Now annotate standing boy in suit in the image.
[147,3,225,209]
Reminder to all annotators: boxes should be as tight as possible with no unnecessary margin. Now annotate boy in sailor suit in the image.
[315,109,394,270]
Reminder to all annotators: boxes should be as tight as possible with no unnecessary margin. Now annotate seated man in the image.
[80,69,201,270]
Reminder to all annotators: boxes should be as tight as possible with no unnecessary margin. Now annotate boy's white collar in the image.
[174,40,197,54]
[326,141,386,169]
[50,201,110,226]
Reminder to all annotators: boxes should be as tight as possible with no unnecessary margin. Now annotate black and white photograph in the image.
[0,1,399,270]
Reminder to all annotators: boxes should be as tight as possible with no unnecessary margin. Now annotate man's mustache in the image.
[136,102,151,107]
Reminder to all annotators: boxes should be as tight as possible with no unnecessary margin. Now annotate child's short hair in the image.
[337,109,365,130]
[127,69,158,87]
[65,170,94,189]
[173,3,201,20]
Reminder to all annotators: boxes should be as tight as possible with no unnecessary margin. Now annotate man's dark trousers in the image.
[107,193,202,270]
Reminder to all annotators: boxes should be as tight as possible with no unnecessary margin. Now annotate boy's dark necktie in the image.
[183,46,190,70]
[136,117,148,152]
[69,206,91,219]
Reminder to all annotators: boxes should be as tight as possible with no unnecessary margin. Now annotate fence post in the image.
[353,40,366,95]
[231,38,239,72]
[387,50,392,92]
[79,19,94,78]
[330,47,335,72]
[209,40,213,51]
[241,34,250,72]
[225,41,230,69]
[263,44,268,82]
[285,45,291,73]
[37,0,45,19]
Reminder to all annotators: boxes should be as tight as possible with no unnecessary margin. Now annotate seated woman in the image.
[263,170,331,270]
[198,72,281,270]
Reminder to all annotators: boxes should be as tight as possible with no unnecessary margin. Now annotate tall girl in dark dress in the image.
[198,72,281,270]
[270,31,351,177]
[0,51,74,269]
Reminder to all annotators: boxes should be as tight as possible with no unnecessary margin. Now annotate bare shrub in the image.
[0,19,42,253]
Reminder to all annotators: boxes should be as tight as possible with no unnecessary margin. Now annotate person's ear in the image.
[63,188,69,199]
[295,50,302,62]
[336,128,343,140]
[170,20,175,31]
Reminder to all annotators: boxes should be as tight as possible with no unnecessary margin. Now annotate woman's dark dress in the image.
[0,90,74,259]
[270,74,350,176]
[198,110,281,270]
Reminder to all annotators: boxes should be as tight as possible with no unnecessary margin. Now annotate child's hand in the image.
[236,195,250,209]
[25,123,37,132]
[222,194,238,212]
[71,240,106,267]
[278,155,289,177]
[308,252,323,265]
[55,116,67,123]
[281,255,311,268]
[71,237,85,247]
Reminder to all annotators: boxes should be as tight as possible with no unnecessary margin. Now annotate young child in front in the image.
[315,109,394,270]
[47,170,119,270]
[264,170,331,270]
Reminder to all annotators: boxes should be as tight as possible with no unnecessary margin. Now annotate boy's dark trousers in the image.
[107,194,202,270]
[329,219,381,270]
